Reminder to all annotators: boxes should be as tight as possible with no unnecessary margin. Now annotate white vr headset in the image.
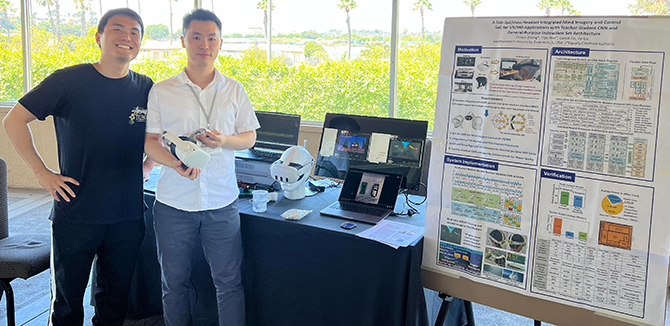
[162,131,211,169]
[270,146,315,184]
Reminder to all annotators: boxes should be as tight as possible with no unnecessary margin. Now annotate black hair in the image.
[182,8,222,36]
[98,8,144,38]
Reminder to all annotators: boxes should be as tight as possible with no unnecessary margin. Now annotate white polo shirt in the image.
[146,68,260,212]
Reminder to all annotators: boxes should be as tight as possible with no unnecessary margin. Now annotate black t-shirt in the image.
[19,64,154,224]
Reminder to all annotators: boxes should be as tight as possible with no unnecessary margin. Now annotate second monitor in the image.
[314,113,429,194]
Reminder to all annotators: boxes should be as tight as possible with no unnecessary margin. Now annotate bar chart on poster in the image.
[422,16,670,326]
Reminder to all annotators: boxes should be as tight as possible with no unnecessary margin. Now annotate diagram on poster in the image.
[446,48,547,165]
[541,51,662,181]
[531,169,654,318]
[436,156,536,289]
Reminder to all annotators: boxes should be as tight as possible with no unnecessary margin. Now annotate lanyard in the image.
[188,83,219,129]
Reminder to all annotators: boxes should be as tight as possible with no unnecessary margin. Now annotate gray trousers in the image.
[153,200,246,326]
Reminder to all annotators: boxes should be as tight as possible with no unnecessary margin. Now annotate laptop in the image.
[320,168,403,224]
[236,111,301,162]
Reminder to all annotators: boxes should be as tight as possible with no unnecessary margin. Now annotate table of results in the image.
[532,237,646,317]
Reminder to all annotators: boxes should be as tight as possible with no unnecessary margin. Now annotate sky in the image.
[18,0,637,36]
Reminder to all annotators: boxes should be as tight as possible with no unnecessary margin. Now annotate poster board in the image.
[423,16,670,326]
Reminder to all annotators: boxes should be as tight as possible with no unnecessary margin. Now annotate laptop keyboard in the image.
[339,202,387,217]
[250,148,282,161]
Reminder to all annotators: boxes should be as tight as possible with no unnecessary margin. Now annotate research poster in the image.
[423,16,670,325]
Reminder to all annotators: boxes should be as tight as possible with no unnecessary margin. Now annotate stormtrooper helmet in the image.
[270,146,315,200]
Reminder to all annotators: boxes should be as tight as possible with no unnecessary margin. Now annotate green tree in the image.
[0,22,443,127]
[538,0,580,16]
[0,0,15,43]
[463,0,481,17]
[146,24,169,40]
[337,0,357,59]
[36,0,58,42]
[73,0,92,37]
[256,0,274,38]
[55,0,61,40]
[413,0,432,39]
[301,30,320,39]
[555,0,580,15]
[538,0,552,15]
[629,0,669,15]
[304,41,326,59]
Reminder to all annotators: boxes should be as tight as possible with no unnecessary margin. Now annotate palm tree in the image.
[256,0,274,38]
[537,0,553,15]
[169,0,177,45]
[463,0,481,17]
[337,0,356,59]
[0,0,12,43]
[553,0,580,15]
[538,0,579,16]
[412,0,432,39]
[37,0,57,39]
[73,0,92,37]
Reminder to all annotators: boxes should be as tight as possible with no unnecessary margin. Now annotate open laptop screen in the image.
[254,111,301,150]
[339,169,403,210]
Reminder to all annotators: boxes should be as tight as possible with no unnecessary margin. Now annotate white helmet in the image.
[270,146,315,200]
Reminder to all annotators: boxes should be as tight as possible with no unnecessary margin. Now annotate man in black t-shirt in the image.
[3,8,153,326]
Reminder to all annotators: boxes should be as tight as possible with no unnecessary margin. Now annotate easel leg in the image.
[434,292,451,326]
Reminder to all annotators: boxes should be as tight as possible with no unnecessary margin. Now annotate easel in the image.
[432,292,543,326]
[433,292,475,326]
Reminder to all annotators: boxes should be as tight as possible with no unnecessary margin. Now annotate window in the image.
[396,0,443,130]
[128,0,192,81]
[28,0,192,89]
[30,0,100,88]
[213,0,392,122]
[2,0,662,120]
[0,0,22,102]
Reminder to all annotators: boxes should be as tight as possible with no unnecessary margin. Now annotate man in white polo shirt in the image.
[143,8,259,326]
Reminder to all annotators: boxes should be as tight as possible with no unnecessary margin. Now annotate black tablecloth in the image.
[128,187,429,326]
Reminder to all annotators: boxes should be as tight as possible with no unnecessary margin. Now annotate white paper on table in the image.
[319,128,338,157]
[356,220,424,249]
[367,133,393,163]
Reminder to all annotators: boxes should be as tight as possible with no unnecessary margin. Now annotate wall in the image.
[1,104,324,189]
[1,105,60,189]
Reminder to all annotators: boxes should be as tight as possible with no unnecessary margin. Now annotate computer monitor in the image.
[314,113,429,195]
[254,111,301,150]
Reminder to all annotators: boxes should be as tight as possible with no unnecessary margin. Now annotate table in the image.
[128,187,429,326]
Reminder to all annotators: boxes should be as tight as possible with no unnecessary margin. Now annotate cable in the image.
[393,183,427,217]
[405,182,427,205]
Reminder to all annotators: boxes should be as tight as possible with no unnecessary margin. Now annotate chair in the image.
[0,158,51,326]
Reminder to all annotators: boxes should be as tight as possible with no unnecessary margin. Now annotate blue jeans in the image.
[153,200,246,326]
